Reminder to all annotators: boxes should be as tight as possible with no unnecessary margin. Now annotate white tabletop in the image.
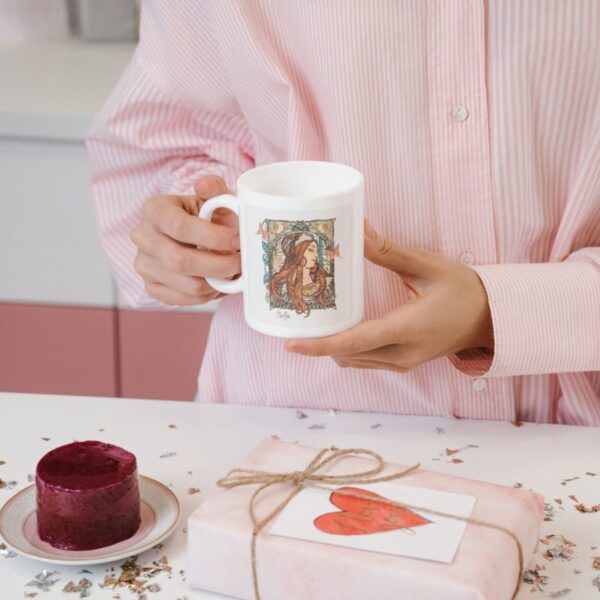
[0,39,135,140]
[1,392,599,599]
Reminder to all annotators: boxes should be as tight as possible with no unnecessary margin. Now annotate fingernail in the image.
[232,234,240,250]
[364,220,377,239]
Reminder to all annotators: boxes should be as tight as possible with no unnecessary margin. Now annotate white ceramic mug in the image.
[199,161,364,338]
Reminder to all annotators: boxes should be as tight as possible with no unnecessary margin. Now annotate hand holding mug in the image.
[131,176,240,306]
[286,222,494,372]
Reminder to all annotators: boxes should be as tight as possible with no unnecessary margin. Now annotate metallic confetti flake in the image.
[188,487,201,495]
[98,554,175,594]
[451,458,464,464]
[370,423,381,429]
[182,527,187,534]
[0,478,18,490]
[560,476,580,486]
[295,410,308,419]
[522,564,548,591]
[101,575,118,588]
[24,593,38,598]
[328,409,337,417]
[152,543,164,551]
[574,569,581,574]
[575,502,600,513]
[544,503,555,521]
[27,474,34,482]
[593,557,600,570]
[541,534,576,562]
[568,494,579,502]
[593,576,600,592]
[586,472,597,477]
[514,483,523,488]
[0,542,17,558]
[98,428,105,432]
[308,423,325,430]
[548,589,571,598]
[41,437,50,441]
[26,570,60,592]
[168,424,177,429]
[435,427,445,434]
[0,460,5,465]
[511,420,524,427]
[78,570,92,574]
[159,452,177,459]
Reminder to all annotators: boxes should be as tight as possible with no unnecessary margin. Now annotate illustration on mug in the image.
[257,219,339,317]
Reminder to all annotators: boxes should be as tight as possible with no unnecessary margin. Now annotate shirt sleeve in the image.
[449,247,600,377]
[86,0,254,309]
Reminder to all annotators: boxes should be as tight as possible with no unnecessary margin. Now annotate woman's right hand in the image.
[130,175,240,306]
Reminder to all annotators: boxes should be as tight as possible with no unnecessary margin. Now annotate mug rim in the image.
[237,160,364,202]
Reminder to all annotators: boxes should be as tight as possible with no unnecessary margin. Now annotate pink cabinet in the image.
[118,309,212,401]
[0,303,213,401]
[0,302,117,397]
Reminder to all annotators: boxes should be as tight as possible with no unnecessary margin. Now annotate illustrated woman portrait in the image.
[269,231,333,317]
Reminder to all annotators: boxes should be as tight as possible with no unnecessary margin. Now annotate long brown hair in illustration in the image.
[270,233,328,315]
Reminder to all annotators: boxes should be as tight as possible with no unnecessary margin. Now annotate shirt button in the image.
[452,105,469,123]
[473,378,487,392]
[460,252,475,266]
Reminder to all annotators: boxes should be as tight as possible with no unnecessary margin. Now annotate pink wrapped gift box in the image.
[188,438,544,600]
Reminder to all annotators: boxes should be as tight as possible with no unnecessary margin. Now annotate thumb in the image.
[364,220,438,278]
[194,174,230,200]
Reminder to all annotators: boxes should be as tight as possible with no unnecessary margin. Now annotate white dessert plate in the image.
[0,476,180,565]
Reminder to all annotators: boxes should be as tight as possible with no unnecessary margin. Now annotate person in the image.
[270,232,331,316]
[87,1,600,424]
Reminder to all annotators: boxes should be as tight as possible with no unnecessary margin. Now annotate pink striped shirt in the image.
[87,1,600,425]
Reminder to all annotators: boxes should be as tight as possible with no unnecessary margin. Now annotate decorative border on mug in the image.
[257,219,340,317]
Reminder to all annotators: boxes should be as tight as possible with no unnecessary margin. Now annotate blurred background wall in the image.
[0,0,215,401]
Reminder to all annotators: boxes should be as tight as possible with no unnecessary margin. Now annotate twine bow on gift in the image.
[217,446,524,600]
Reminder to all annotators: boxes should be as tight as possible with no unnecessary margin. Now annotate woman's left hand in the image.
[285,222,494,373]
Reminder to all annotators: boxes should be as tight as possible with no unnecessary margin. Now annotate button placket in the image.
[459,251,475,265]
[452,105,469,122]
[473,378,487,392]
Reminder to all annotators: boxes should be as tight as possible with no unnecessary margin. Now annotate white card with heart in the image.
[269,482,476,563]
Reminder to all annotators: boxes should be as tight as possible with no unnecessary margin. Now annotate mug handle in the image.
[198,193,244,294]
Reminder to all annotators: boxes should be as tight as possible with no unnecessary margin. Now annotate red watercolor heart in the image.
[314,486,430,535]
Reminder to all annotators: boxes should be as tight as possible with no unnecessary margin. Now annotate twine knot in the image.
[289,470,304,486]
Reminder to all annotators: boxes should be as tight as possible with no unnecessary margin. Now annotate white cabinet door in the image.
[0,137,114,306]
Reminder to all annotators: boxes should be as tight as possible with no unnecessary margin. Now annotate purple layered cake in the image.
[36,441,141,550]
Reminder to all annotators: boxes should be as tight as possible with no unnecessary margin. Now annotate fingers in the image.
[285,317,402,357]
[194,174,229,200]
[134,253,215,297]
[333,357,409,373]
[364,220,439,278]
[132,223,241,279]
[334,344,422,371]
[144,280,221,306]
[142,195,239,251]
